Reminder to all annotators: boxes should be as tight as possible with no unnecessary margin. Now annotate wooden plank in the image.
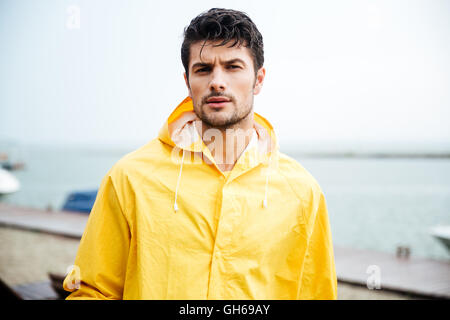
[0,203,87,239]
[334,246,450,299]
[13,281,59,300]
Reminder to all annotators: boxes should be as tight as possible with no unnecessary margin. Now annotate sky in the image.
[1,0,449,153]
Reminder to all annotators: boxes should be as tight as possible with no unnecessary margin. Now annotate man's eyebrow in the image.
[191,59,247,70]
[191,62,211,70]
[223,58,246,66]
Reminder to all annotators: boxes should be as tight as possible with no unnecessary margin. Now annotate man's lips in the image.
[205,97,231,109]
[206,97,231,103]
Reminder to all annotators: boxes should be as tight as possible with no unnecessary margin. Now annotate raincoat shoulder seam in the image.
[277,169,307,225]
[277,169,303,202]
[112,139,171,182]
[278,153,322,194]
[106,169,130,224]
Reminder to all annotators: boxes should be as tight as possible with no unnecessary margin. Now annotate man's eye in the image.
[195,67,210,73]
[227,65,241,69]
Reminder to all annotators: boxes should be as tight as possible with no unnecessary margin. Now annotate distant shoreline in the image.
[2,141,450,160]
[292,152,450,159]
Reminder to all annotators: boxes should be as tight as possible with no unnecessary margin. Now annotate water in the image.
[1,144,127,210]
[297,157,450,262]
[2,144,450,261]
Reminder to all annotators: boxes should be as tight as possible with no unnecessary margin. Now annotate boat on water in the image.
[62,190,97,213]
[0,168,20,195]
[430,225,450,253]
[0,151,25,171]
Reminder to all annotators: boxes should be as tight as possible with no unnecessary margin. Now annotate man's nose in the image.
[209,69,226,92]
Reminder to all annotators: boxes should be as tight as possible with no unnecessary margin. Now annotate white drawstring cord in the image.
[174,149,185,212]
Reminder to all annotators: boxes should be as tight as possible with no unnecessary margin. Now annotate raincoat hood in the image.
[157,96,279,211]
[63,97,337,300]
[158,96,278,161]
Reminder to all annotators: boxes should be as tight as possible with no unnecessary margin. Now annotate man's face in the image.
[184,41,265,128]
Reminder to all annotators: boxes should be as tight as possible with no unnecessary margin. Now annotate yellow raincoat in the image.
[63,97,337,299]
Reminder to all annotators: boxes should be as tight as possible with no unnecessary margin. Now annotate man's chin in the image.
[196,108,231,126]
[201,115,240,128]
[203,119,233,128]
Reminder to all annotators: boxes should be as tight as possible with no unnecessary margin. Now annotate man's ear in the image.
[184,73,192,97]
[253,67,266,95]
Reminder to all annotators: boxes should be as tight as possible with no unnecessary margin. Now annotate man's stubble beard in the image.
[193,95,254,130]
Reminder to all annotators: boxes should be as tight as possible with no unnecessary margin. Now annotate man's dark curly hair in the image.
[181,8,264,79]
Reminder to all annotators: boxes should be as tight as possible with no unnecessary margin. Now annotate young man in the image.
[63,8,337,300]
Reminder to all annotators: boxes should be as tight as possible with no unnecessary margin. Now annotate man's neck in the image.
[198,112,254,172]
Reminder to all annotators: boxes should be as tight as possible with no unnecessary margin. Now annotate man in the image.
[63,8,337,300]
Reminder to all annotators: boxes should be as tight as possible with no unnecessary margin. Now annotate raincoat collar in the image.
[157,96,279,169]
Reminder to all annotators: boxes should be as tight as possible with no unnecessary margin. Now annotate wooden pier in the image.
[0,203,449,299]
[12,281,59,300]
[334,246,449,299]
[0,203,87,239]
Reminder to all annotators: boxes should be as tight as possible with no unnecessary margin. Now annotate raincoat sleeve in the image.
[297,191,338,300]
[63,173,131,300]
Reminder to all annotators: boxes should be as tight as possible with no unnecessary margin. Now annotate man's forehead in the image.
[189,41,252,66]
